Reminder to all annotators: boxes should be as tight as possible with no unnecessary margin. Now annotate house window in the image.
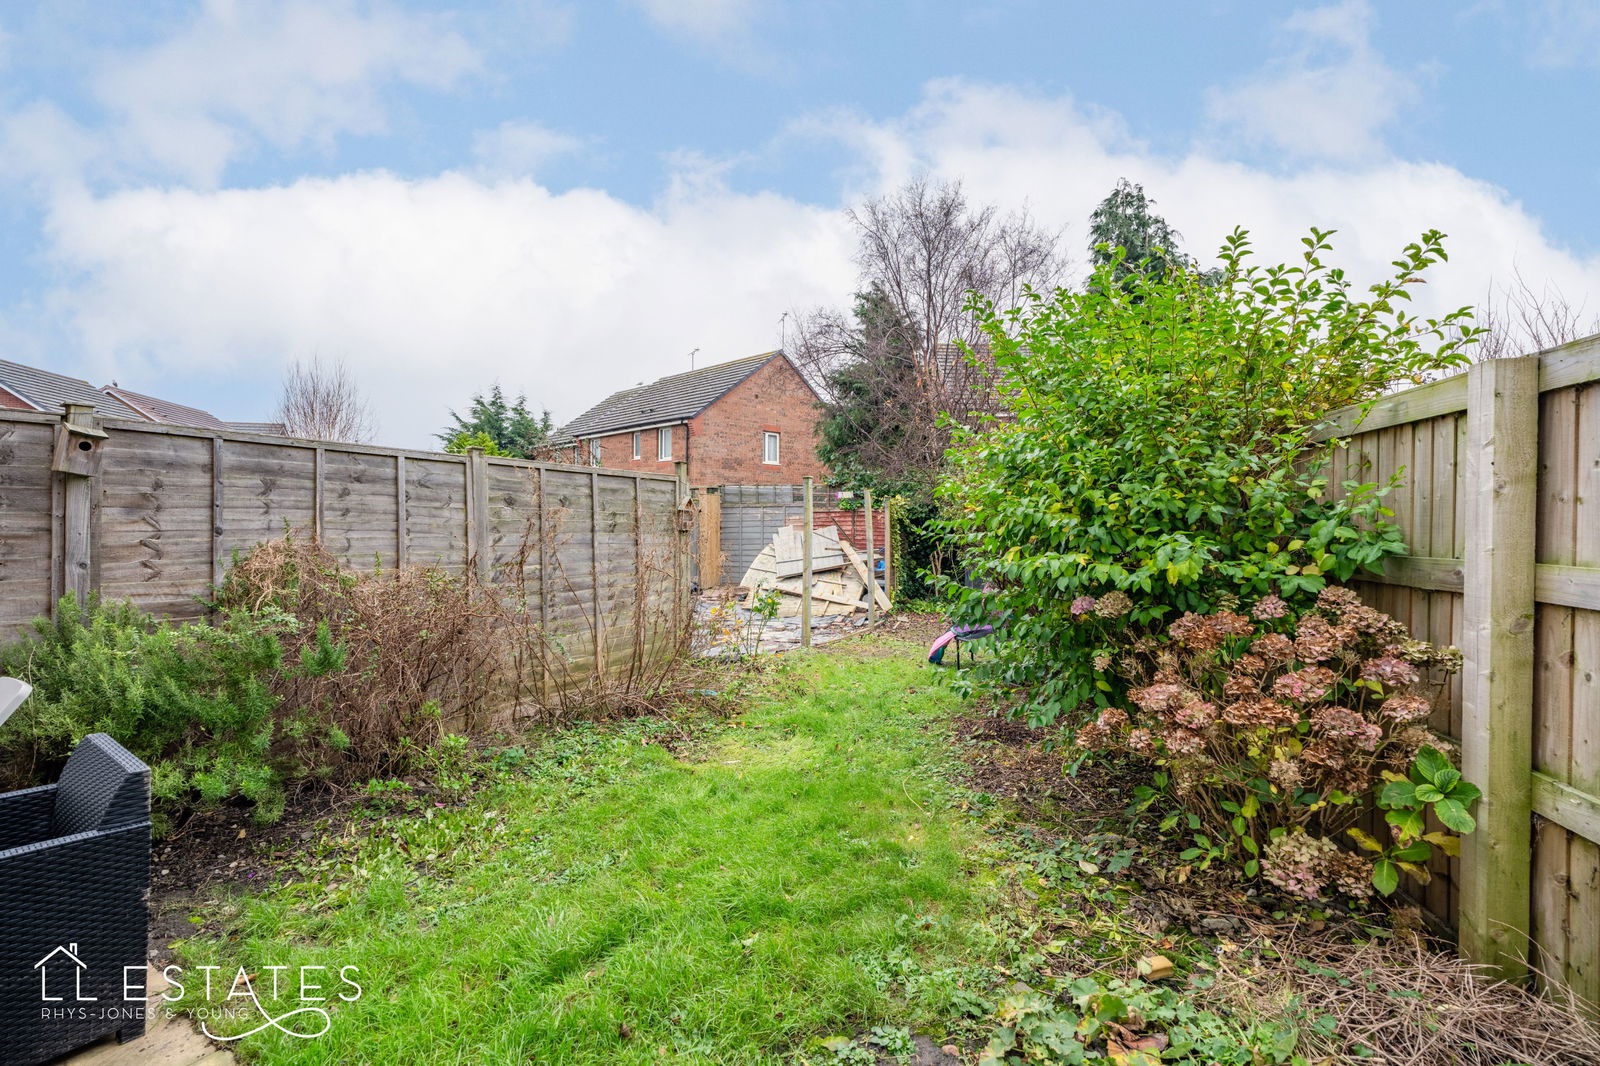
[658,426,672,461]
[632,431,641,460]
[763,431,780,465]
[588,439,601,466]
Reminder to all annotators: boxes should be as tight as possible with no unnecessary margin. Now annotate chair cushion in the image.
[49,734,151,837]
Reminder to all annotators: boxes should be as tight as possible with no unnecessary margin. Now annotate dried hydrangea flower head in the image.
[1271,665,1337,703]
[1095,590,1133,618]
[1252,594,1289,620]
[1070,583,1460,902]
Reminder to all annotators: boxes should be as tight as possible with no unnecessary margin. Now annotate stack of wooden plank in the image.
[738,524,891,617]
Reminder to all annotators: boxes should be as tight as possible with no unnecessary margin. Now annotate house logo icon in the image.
[35,943,97,1002]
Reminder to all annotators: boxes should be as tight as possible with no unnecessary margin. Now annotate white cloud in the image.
[92,0,480,184]
[14,79,1600,449]
[1529,0,1600,68]
[1204,0,1415,163]
[0,101,100,192]
[470,120,588,178]
[31,171,855,443]
[631,0,761,40]
[811,79,1600,315]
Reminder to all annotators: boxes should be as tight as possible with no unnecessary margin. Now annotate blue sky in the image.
[1,0,1597,445]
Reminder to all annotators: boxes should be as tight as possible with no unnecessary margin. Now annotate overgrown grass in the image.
[173,641,992,1064]
[172,631,1600,1065]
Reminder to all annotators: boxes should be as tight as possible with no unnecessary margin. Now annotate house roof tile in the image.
[554,351,781,442]
[100,385,230,430]
[0,360,145,420]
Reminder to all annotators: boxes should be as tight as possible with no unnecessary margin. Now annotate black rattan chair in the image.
[0,734,151,1066]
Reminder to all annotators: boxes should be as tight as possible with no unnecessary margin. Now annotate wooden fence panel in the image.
[717,484,805,585]
[485,460,540,580]
[1529,380,1600,1005]
[403,456,469,570]
[1316,334,1600,995]
[594,473,639,673]
[1343,409,1469,925]
[0,418,59,632]
[219,438,317,568]
[540,467,598,677]
[99,429,215,619]
[0,412,689,697]
[319,448,401,569]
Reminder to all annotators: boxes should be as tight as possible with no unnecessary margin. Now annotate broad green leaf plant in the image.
[938,228,1478,727]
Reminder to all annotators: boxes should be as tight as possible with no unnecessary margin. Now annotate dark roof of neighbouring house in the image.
[553,351,784,442]
[0,360,145,420]
[100,385,230,430]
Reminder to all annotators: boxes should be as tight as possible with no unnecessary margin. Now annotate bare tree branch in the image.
[276,355,376,443]
[789,178,1067,489]
[1471,267,1600,360]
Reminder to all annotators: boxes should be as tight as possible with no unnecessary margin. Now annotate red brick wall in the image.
[569,355,828,485]
[686,356,827,486]
[786,508,886,551]
[581,423,686,473]
[0,386,35,411]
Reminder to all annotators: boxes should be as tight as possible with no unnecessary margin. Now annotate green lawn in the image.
[176,638,993,1064]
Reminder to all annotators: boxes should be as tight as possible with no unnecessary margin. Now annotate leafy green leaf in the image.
[1372,859,1400,896]
[1434,797,1477,834]
[1380,779,1418,808]
[1391,841,1432,863]
[1412,746,1451,785]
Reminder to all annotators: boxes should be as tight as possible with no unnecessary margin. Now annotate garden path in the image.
[57,967,232,1066]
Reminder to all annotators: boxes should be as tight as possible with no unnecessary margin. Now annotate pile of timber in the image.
[738,524,890,617]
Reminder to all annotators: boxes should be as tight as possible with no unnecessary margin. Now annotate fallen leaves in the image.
[1135,954,1174,980]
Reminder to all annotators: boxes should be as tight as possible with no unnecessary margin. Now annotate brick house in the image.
[552,351,828,486]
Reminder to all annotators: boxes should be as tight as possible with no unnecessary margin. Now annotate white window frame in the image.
[632,431,641,460]
[762,431,781,465]
[657,426,673,461]
[588,439,601,466]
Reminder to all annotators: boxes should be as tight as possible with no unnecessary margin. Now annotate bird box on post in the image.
[51,403,108,477]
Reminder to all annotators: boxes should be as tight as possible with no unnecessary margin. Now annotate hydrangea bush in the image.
[1073,586,1471,898]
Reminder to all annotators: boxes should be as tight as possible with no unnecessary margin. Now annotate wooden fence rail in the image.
[0,408,692,683]
[1313,334,1600,995]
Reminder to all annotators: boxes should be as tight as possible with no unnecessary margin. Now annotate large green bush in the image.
[938,229,1477,726]
[0,597,344,829]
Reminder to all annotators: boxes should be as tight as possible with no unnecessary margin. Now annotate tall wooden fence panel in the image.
[1315,336,1600,998]
[714,484,807,585]
[0,410,690,687]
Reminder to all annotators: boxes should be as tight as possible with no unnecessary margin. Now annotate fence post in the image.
[801,476,813,648]
[211,436,225,591]
[467,447,489,580]
[53,404,104,611]
[882,498,893,608]
[312,445,325,543]
[1459,355,1539,981]
[697,487,721,588]
[589,470,606,676]
[536,466,552,704]
[394,455,408,570]
[676,461,691,629]
[863,488,875,624]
